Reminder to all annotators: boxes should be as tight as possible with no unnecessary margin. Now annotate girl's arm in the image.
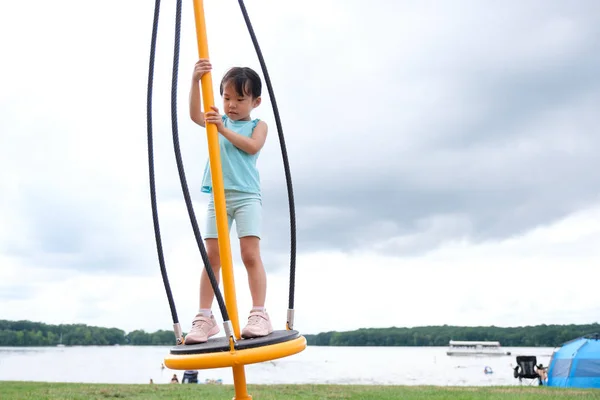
[189,78,205,127]
[219,121,268,155]
[189,59,212,127]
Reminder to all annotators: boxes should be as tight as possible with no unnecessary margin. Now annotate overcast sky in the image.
[1,0,599,337]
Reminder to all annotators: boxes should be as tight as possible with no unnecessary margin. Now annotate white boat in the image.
[446,340,511,356]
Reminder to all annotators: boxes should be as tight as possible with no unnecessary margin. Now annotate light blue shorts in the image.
[205,190,262,239]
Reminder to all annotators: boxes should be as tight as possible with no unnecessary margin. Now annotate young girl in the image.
[185,58,272,344]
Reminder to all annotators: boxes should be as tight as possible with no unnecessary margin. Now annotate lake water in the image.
[0,345,555,386]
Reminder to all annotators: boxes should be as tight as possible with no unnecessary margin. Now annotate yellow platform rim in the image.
[164,335,307,370]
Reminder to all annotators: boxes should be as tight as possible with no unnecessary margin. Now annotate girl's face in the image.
[222,81,261,121]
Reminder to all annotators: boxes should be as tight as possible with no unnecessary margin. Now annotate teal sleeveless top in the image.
[201,115,261,195]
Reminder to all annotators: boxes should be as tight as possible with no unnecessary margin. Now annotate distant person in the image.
[184,58,273,344]
[536,364,548,384]
[149,378,154,384]
[171,374,179,384]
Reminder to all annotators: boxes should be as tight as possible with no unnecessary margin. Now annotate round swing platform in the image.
[164,329,307,370]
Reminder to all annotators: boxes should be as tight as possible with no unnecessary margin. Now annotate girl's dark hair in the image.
[219,67,262,99]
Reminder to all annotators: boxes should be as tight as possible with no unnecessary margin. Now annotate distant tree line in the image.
[1,320,598,347]
[0,320,175,346]
[304,323,600,347]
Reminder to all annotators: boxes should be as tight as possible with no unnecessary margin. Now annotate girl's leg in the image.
[232,193,273,338]
[197,194,232,312]
[199,238,221,309]
[239,235,272,338]
[185,194,226,345]
[239,236,267,307]
[185,238,221,344]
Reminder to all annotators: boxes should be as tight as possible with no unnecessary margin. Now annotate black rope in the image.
[146,0,179,327]
[146,0,230,340]
[170,0,229,322]
[236,0,297,311]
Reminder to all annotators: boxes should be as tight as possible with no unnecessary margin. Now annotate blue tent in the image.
[547,334,600,389]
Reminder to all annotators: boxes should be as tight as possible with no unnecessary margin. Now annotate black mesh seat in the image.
[514,355,543,385]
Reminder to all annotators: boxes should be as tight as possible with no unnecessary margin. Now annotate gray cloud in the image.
[260,113,600,258]
[0,176,157,275]
[255,1,600,260]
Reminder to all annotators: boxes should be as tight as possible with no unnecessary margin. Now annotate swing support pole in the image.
[192,1,251,399]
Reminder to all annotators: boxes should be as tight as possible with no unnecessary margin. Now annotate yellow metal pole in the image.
[191,1,251,399]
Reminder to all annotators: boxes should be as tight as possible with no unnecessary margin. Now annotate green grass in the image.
[1,382,599,400]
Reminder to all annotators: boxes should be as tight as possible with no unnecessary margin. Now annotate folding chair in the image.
[514,355,542,386]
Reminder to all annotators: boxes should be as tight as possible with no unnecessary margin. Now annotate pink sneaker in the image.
[185,313,219,345]
[241,309,273,339]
